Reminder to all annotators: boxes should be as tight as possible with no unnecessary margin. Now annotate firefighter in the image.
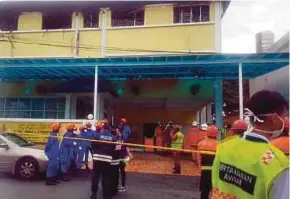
[197,125,219,199]
[90,122,116,199]
[164,121,174,155]
[184,121,199,161]
[230,120,248,136]
[196,123,208,167]
[45,123,61,185]
[211,90,289,199]
[76,125,87,170]
[170,124,184,174]
[271,117,289,157]
[59,123,76,181]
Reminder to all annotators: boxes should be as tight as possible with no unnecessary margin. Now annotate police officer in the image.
[197,125,219,199]
[110,126,122,197]
[59,123,76,181]
[212,90,289,199]
[45,123,60,185]
[91,121,116,199]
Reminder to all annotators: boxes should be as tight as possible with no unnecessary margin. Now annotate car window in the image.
[1,133,34,147]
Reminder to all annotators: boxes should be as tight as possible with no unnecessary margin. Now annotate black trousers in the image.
[91,160,111,199]
[119,161,126,187]
[109,164,119,196]
[199,170,212,199]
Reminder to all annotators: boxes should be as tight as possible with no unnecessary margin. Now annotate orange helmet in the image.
[51,123,60,132]
[232,120,248,131]
[206,125,219,137]
[79,125,86,132]
[284,117,289,129]
[96,121,103,129]
[85,121,92,128]
[66,123,75,131]
[120,118,127,124]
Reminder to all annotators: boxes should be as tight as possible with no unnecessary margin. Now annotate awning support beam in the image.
[214,78,223,140]
[238,63,244,120]
[93,65,98,121]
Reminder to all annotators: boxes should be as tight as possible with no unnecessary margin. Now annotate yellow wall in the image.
[1,31,75,57]
[78,30,102,58]
[106,24,215,55]
[0,2,216,57]
[18,12,42,31]
[145,4,173,25]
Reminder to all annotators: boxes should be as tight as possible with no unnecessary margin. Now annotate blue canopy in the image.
[0,53,288,81]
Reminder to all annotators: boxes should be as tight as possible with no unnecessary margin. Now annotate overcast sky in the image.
[222,0,290,53]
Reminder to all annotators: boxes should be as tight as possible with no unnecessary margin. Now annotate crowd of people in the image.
[44,89,289,199]
[44,118,132,199]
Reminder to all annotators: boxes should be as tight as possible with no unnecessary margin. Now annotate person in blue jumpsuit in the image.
[45,123,60,185]
[77,122,95,170]
[70,125,79,173]
[119,118,131,142]
[59,123,76,181]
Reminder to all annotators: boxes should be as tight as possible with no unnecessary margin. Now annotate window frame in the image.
[173,4,210,24]
[0,97,65,119]
[111,9,145,27]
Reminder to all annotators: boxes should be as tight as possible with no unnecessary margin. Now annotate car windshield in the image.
[2,133,34,147]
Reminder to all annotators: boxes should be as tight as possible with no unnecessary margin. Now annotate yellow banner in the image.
[0,122,83,144]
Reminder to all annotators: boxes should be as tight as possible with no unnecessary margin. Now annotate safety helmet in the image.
[200,123,208,131]
[51,123,60,132]
[96,121,103,128]
[192,121,198,127]
[87,114,94,120]
[206,125,219,137]
[284,117,289,129]
[66,123,75,131]
[120,118,127,124]
[232,120,248,131]
[79,125,86,132]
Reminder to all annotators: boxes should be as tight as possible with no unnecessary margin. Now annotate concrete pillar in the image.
[206,103,212,123]
[65,94,72,119]
[97,94,105,120]
[196,110,200,125]
[200,106,207,124]
[214,79,223,140]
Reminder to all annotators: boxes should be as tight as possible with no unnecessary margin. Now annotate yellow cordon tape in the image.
[8,132,216,155]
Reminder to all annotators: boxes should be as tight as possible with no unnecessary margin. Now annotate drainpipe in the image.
[100,8,107,58]
[74,12,81,57]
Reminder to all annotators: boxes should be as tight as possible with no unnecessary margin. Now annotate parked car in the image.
[0,132,48,180]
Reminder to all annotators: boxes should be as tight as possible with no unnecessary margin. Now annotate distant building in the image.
[250,31,289,100]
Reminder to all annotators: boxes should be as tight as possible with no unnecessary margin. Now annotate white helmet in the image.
[87,114,94,120]
[200,123,208,131]
[192,121,199,127]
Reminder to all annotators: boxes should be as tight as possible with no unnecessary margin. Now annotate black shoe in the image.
[52,177,61,184]
[90,192,97,199]
[45,178,57,186]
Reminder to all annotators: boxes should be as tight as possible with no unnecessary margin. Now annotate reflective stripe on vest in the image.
[201,166,212,170]
[212,136,289,199]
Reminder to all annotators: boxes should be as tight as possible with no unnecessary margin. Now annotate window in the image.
[0,14,18,31]
[42,12,71,30]
[83,11,99,28]
[111,9,144,27]
[173,5,210,24]
[0,97,65,119]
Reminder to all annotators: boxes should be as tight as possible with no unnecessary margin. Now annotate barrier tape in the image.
[7,132,216,155]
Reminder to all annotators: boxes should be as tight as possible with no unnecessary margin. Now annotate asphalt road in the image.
[0,171,200,199]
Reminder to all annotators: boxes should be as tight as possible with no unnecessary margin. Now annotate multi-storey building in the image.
[0,1,230,143]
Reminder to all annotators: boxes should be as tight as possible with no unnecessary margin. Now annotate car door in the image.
[0,137,14,170]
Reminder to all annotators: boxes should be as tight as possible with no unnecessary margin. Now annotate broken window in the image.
[0,14,18,31]
[173,4,210,24]
[42,12,71,30]
[111,9,144,27]
[83,11,99,28]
